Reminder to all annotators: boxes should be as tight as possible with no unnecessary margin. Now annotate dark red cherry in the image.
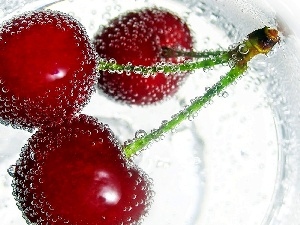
[0,10,98,130]
[11,115,153,224]
[93,8,193,105]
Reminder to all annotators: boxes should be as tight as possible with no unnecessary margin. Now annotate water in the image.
[1,0,300,225]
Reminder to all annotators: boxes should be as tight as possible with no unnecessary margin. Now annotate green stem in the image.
[97,51,230,76]
[161,47,227,59]
[123,65,247,157]
[122,26,280,158]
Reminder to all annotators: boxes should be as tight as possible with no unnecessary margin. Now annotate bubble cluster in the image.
[11,114,153,225]
[0,10,98,130]
[93,7,193,105]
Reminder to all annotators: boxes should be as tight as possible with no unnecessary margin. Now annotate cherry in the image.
[0,10,98,130]
[11,114,153,225]
[93,8,193,105]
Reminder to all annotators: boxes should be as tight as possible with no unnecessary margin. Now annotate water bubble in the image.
[231,53,238,61]
[30,152,35,161]
[135,129,147,139]
[160,120,168,129]
[188,111,198,121]
[195,2,208,15]
[30,182,37,189]
[128,171,133,178]
[109,58,117,65]
[218,90,229,98]
[115,66,123,74]
[2,87,9,93]
[123,139,134,147]
[7,165,16,177]
[238,44,249,55]
[170,64,180,73]
[102,12,111,21]
[209,12,219,23]
[114,4,121,11]
[155,62,164,73]
[142,66,154,78]
[228,59,236,68]
[124,62,132,76]
[133,66,143,74]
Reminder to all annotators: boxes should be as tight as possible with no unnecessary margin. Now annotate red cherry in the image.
[0,10,98,130]
[93,8,193,105]
[12,114,153,225]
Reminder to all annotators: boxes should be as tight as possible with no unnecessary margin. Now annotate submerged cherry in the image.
[11,114,153,225]
[0,10,97,130]
[93,7,193,105]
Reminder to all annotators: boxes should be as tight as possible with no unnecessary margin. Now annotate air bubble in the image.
[170,64,180,73]
[30,152,35,161]
[124,62,132,76]
[30,182,37,189]
[160,120,168,129]
[7,165,16,177]
[142,66,154,78]
[221,91,229,98]
[155,62,164,73]
[109,58,117,65]
[133,66,143,74]
[123,139,134,147]
[238,44,249,55]
[228,59,236,68]
[2,87,9,93]
[135,129,147,139]
[116,67,123,74]
[188,111,198,121]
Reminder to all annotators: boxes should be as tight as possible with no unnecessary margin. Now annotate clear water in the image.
[1,0,300,225]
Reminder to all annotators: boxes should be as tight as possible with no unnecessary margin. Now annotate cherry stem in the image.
[123,65,247,157]
[97,51,230,76]
[122,26,280,158]
[161,47,227,59]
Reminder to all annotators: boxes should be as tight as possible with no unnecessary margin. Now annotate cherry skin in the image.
[0,10,98,130]
[12,114,153,225]
[93,8,193,105]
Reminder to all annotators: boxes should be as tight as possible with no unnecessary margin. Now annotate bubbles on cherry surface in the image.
[0,10,98,130]
[93,7,193,105]
[11,115,153,225]
[7,165,16,177]
[1,1,286,224]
